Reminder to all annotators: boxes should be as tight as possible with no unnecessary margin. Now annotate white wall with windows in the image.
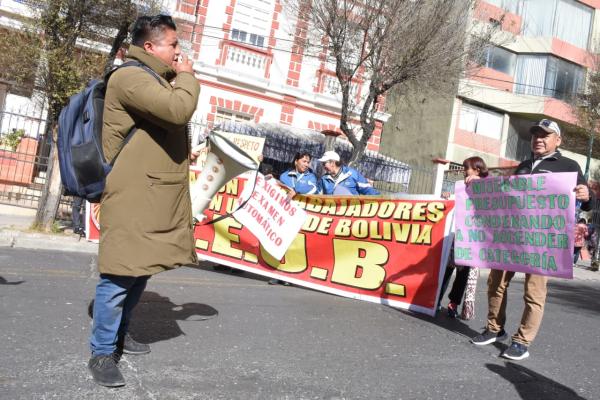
[458,102,504,140]
[480,45,517,75]
[485,0,593,49]
[231,0,273,48]
[514,54,585,99]
[485,0,521,13]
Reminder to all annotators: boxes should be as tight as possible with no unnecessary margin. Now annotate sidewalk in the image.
[1,205,599,280]
[0,205,98,254]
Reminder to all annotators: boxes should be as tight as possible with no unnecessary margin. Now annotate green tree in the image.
[2,0,160,231]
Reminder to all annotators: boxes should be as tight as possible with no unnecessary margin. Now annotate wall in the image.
[379,86,457,167]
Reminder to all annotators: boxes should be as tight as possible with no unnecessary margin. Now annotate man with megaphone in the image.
[88,15,201,387]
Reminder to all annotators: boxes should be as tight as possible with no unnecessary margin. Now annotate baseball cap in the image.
[318,151,340,162]
[530,119,561,137]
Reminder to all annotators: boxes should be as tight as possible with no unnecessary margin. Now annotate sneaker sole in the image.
[471,333,508,346]
[122,348,151,355]
[93,378,126,387]
[501,350,530,361]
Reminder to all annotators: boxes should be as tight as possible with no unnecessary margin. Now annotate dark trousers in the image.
[72,196,85,231]
[439,265,471,305]
[574,247,582,264]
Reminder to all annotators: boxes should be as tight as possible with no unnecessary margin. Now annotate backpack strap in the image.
[105,61,168,166]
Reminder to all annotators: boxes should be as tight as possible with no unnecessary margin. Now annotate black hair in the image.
[131,15,177,47]
[259,163,274,175]
[291,152,312,167]
[463,156,489,178]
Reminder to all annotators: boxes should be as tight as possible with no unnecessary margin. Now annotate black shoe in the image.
[88,354,125,387]
[119,333,150,355]
[281,281,291,286]
[447,302,458,318]
[501,341,530,361]
[268,279,279,285]
[471,329,507,346]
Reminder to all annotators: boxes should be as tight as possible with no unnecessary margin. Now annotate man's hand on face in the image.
[173,54,194,74]
[574,184,590,202]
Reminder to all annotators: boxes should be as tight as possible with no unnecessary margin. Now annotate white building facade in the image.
[166,0,386,151]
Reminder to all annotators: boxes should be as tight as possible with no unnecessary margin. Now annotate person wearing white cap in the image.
[318,151,379,195]
[471,118,594,361]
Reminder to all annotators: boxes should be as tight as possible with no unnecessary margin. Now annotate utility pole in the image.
[585,134,594,180]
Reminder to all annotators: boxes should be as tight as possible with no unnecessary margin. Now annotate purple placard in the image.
[454,172,577,279]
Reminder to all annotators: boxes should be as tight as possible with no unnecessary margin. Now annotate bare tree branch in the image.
[285,0,494,165]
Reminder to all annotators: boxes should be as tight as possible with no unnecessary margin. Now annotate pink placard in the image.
[454,172,577,279]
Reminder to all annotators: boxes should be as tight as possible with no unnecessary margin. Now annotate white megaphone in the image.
[190,130,259,221]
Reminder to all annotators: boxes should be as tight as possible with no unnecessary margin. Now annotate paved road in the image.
[0,247,599,399]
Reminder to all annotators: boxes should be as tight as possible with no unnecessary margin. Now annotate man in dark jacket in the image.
[471,119,594,361]
[88,15,200,387]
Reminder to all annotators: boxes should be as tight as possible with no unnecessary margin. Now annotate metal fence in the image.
[441,163,518,195]
[0,104,75,217]
[214,121,437,195]
[0,104,49,208]
[1,107,439,223]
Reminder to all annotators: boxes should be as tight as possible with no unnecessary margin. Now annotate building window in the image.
[506,117,533,161]
[215,110,253,125]
[514,54,584,100]
[485,0,521,14]
[520,0,592,50]
[480,45,516,76]
[231,0,273,48]
[459,103,504,140]
[323,75,359,97]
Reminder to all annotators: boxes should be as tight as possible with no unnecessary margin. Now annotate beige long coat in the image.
[98,46,200,276]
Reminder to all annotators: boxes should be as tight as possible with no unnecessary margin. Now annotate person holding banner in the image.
[318,151,379,195]
[266,152,319,285]
[440,156,488,319]
[471,119,593,361]
[87,15,201,387]
[279,152,321,197]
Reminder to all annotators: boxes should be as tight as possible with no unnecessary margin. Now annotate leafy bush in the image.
[0,128,25,151]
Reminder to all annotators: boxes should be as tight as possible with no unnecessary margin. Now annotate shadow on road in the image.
[0,276,25,285]
[547,280,600,317]
[190,262,272,283]
[486,362,586,400]
[408,308,481,340]
[87,291,218,344]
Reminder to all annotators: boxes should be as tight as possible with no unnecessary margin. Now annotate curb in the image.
[0,229,98,254]
[1,229,598,281]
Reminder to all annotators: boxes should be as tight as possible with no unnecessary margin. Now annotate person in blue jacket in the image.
[279,151,320,196]
[318,151,379,195]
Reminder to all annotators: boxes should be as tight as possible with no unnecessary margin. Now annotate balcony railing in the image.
[224,43,270,78]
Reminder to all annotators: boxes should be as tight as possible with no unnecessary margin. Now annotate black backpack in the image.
[57,61,164,202]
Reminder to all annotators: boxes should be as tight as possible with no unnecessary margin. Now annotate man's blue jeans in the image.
[90,274,150,356]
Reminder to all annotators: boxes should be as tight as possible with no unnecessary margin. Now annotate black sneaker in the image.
[88,354,125,387]
[501,341,530,361]
[447,302,458,318]
[471,329,508,346]
[119,333,150,355]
